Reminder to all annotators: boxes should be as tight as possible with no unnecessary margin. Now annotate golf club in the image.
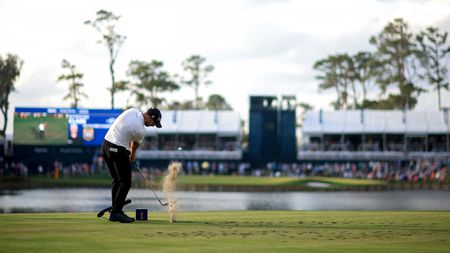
[97,199,132,218]
[134,162,169,207]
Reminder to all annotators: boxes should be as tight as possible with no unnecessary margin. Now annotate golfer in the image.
[102,108,162,223]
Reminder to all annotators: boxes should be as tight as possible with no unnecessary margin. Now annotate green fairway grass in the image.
[176,175,385,187]
[20,175,385,190]
[0,211,449,253]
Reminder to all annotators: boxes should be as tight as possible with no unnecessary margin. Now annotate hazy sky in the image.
[2,0,450,135]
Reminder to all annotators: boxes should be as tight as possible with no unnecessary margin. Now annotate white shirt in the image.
[104,108,146,149]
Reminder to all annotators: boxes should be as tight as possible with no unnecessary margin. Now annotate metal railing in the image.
[298,150,450,161]
[137,150,242,160]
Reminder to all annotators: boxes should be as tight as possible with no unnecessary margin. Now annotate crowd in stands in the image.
[1,162,29,177]
[305,135,449,152]
[1,157,449,183]
[140,138,240,151]
[249,159,450,183]
[134,159,450,183]
[120,158,450,183]
[0,160,97,179]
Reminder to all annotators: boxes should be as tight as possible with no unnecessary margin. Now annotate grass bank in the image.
[1,175,387,191]
[0,211,449,253]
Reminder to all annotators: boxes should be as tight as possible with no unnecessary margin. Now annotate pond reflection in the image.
[0,189,449,213]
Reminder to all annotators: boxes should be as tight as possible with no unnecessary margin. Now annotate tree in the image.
[314,56,342,109]
[314,54,354,109]
[370,18,424,109]
[416,27,450,110]
[126,60,179,108]
[361,95,404,109]
[85,9,126,109]
[298,102,313,112]
[57,59,87,108]
[205,94,232,110]
[297,102,314,127]
[166,100,196,110]
[0,54,23,137]
[352,51,381,108]
[181,55,214,109]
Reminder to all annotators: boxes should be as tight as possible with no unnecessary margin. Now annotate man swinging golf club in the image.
[102,107,162,223]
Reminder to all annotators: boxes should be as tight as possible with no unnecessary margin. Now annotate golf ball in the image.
[177,147,182,151]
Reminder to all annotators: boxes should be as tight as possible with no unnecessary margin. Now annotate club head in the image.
[97,210,105,218]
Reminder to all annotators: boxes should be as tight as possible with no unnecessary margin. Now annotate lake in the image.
[1,189,449,213]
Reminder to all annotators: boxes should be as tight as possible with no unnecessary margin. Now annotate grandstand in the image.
[137,110,242,161]
[8,104,449,176]
[9,108,242,171]
[300,109,450,161]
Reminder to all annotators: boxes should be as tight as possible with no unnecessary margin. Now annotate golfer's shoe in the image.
[109,212,134,223]
[121,211,135,221]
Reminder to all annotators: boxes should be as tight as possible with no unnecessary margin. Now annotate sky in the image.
[1,0,450,135]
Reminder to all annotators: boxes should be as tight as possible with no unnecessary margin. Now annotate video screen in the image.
[14,107,122,146]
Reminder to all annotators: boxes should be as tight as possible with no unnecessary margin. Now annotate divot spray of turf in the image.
[163,162,181,223]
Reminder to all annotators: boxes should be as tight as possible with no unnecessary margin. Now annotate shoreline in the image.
[1,178,449,191]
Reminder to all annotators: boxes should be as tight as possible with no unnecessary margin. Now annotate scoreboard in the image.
[13,107,122,146]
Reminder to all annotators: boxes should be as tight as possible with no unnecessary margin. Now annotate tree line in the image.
[71,9,232,111]
[314,18,450,111]
[2,16,450,138]
[0,9,232,138]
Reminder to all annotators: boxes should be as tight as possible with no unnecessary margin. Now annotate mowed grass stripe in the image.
[176,176,386,187]
[23,175,386,188]
[0,211,449,253]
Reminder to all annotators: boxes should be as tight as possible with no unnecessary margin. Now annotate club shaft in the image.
[135,163,168,206]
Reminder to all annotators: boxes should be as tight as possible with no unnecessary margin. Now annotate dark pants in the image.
[102,140,131,213]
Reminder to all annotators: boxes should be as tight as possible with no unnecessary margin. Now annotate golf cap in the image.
[147,108,162,128]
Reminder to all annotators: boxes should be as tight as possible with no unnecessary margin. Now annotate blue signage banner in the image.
[14,107,122,146]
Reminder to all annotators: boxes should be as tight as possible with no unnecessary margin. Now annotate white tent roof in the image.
[363,110,386,133]
[322,111,346,133]
[343,110,364,133]
[384,111,405,133]
[217,111,242,135]
[427,111,449,133]
[302,109,322,135]
[405,111,427,134]
[147,110,241,135]
[303,110,450,134]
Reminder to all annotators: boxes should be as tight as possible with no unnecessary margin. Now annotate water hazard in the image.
[1,189,450,213]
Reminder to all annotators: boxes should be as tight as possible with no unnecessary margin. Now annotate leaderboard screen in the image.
[13,107,122,146]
